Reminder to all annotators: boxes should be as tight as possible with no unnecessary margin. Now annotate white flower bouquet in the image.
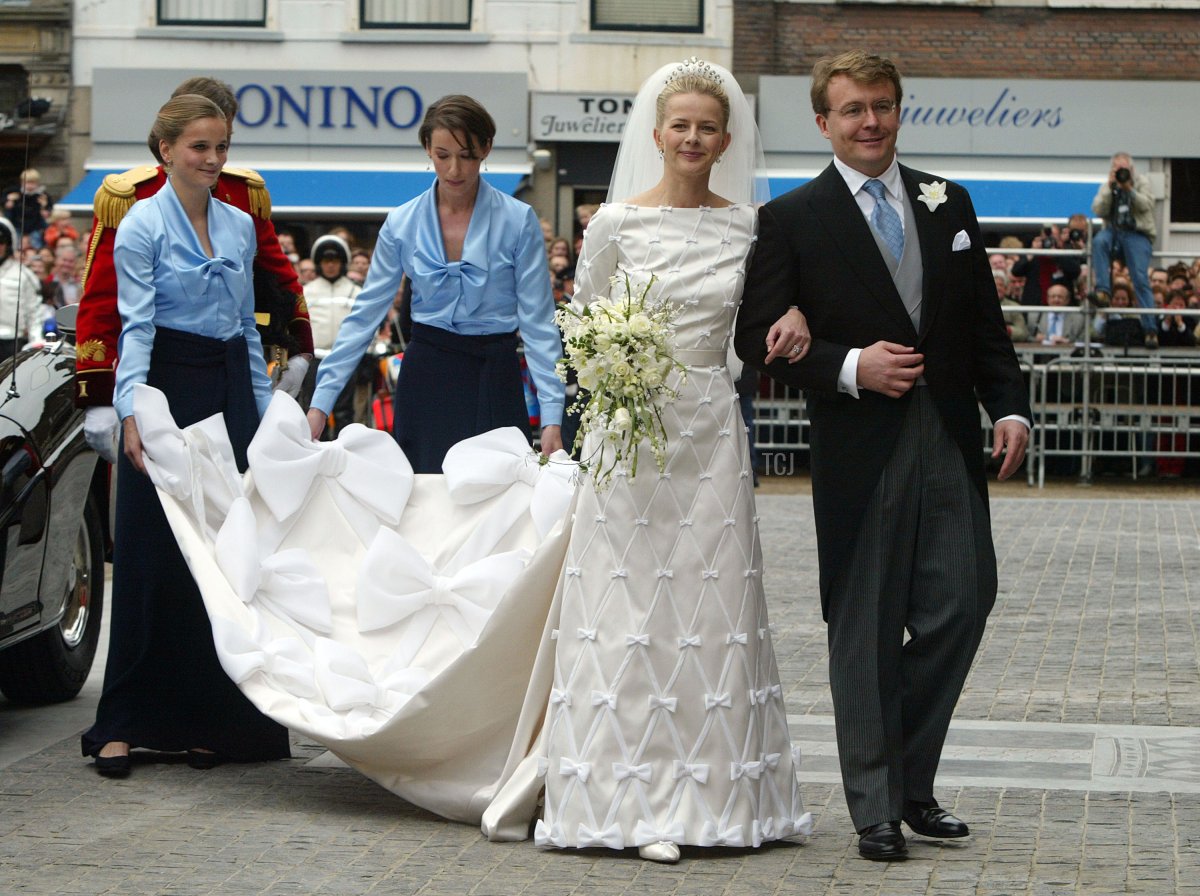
[555,272,686,489]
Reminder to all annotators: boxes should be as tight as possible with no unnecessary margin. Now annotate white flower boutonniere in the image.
[917,181,948,211]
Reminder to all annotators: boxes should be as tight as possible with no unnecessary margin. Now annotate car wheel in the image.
[0,494,105,704]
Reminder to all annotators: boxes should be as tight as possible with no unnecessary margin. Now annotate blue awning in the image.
[58,167,529,217]
[767,174,1102,222]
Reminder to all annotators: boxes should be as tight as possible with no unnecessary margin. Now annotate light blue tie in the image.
[863,178,905,263]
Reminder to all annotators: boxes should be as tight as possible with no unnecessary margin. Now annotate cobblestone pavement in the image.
[2,485,1199,895]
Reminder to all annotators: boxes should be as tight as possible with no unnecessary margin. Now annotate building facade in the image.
[51,0,1200,260]
[61,0,734,248]
[734,0,1200,257]
[0,0,72,220]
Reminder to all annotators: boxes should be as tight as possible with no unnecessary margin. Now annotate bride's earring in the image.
[715,153,724,165]
[657,146,664,160]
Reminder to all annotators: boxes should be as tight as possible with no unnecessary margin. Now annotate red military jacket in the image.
[74,164,313,407]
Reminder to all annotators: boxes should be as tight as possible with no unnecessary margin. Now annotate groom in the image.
[735,51,1030,861]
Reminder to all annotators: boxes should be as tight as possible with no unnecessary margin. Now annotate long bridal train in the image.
[132,385,574,824]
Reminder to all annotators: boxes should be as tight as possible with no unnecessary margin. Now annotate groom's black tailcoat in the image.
[735,162,1030,616]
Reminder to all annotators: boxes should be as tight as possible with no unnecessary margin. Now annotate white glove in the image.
[273,355,309,399]
[83,405,120,464]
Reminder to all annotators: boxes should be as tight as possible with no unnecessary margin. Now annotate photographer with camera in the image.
[1091,153,1158,346]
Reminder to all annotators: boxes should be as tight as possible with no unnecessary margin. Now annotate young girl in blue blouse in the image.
[83,94,289,775]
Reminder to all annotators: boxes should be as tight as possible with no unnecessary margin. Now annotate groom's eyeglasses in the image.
[827,100,899,121]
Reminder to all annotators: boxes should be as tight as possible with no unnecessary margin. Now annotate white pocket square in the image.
[952,230,971,252]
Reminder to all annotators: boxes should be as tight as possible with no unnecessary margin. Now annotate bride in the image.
[494,58,814,863]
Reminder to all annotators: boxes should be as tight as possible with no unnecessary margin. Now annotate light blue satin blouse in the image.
[310,178,564,427]
[113,178,272,421]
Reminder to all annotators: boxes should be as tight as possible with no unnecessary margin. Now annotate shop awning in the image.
[58,166,530,217]
[767,173,1103,223]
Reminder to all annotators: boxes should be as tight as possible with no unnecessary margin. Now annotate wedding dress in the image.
[131,385,575,824]
[492,203,811,850]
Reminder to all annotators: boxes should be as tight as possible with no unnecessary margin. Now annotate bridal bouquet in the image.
[555,272,686,489]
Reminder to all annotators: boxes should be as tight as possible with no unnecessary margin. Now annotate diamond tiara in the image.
[664,56,723,88]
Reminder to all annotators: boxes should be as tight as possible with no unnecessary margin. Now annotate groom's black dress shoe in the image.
[903,801,969,839]
[857,821,908,861]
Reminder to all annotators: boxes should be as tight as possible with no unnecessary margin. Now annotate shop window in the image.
[1170,159,1200,223]
[591,0,702,32]
[361,0,471,28]
[158,0,266,26]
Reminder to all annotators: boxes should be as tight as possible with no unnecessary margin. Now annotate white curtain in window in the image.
[594,0,700,28]
[159,0,265,23]
[363,0,470,25]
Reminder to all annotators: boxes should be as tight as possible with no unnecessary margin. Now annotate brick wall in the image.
[735,2,1200,80]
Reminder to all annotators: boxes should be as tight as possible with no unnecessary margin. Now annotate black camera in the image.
[1068,228,1084,243]
[1114,167,1132,185]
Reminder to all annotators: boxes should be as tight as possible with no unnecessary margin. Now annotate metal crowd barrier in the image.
[746,342,1200,489]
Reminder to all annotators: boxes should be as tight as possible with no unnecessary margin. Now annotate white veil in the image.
[606,58,769,207]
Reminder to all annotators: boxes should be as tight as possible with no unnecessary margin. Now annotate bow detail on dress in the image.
[133,384,243,538]
[208,613,319,699]
[441,427,577,539]
[312,637,430,713]
[705,692,732,710]
[613,762,652,783]
[699,821,745,848]
[672,761,709,783]
[248,391,413,543]
[215,497,333,636]
[632,820,686,848]
[356,527,526,654]
[576,823,625,850]
[558,758,592,783]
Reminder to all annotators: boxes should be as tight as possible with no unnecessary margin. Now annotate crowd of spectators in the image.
[0,168,93,347]
[7,167,1200,479]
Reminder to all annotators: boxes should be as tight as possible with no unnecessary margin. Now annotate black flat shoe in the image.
[186,749,225,770]
[94,753,131,778]
[857,821,907,861]
[903,801,969,839]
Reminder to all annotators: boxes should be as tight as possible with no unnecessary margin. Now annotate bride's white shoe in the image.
[638,841,680,863]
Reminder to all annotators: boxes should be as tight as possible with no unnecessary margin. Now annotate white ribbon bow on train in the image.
[215,497,333,637]
[247,391,413,544]
[356,527,528,654]
[132,384,243,540]
[441,427,577,543]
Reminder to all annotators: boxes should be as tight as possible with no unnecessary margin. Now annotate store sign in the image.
[759,77,1199,158]
[531,93,635,143]
[91,69,529,149]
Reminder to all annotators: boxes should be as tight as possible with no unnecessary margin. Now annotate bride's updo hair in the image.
[655,59,731,131]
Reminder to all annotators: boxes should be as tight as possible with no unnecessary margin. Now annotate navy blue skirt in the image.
[82,327,289,761]
[393,322,530,473]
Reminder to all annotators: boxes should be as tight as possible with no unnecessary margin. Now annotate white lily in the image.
[917,181,948,211]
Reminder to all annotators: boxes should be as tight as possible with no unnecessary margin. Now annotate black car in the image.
[0,310,109,704]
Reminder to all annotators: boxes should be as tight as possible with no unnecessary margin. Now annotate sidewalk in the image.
[2,487,1198,895]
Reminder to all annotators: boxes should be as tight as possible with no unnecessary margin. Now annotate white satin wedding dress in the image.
[132,384,575,824]
[485,203,811,851]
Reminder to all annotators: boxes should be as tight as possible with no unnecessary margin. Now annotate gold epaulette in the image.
[93,165,160,229]
[222,166,271,220]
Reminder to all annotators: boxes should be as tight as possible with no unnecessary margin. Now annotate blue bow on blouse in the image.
[413,252,490,318]
[191,254,244,284]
